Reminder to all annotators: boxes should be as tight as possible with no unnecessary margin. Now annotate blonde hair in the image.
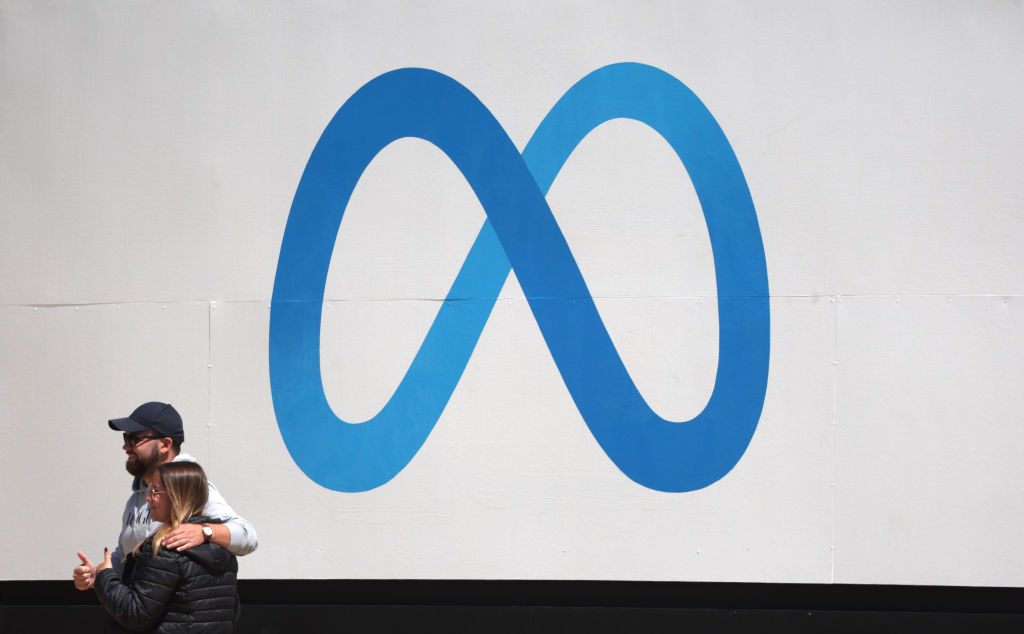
[134,461,209,559]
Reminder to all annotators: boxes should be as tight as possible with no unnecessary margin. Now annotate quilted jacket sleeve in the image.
[94,550,181,631]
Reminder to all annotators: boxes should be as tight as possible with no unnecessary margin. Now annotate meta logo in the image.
[270,63,769,493]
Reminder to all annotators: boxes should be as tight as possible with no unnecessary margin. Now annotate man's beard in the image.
[125,445,159,477]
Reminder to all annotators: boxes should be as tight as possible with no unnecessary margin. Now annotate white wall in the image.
[2,1,1022,585]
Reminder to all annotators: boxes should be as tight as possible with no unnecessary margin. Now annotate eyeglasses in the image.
[146,485,164,497]
[123,433,165,448]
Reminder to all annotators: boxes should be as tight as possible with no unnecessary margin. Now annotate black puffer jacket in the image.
[94,517,239,633]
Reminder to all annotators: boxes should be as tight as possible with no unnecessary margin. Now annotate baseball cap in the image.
[108,401,185,444]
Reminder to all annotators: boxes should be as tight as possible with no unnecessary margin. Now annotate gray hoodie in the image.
[111,452,258,573]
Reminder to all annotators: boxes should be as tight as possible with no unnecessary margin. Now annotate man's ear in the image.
[159,436,175,457]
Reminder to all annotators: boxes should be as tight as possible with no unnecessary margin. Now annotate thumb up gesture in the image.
[73,551,95,590]
[73,548,112,591]
[96,547,113,572]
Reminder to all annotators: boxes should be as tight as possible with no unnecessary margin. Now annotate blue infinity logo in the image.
[270,63,769,493]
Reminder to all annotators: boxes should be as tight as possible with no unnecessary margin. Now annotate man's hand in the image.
[164,523,203,551]
[165,523,229,551]
[73,551,96,590]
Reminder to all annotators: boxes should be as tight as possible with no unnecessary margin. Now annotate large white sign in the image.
[1,1,1022,586]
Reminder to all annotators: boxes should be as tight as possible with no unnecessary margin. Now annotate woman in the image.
[92,461,240,633]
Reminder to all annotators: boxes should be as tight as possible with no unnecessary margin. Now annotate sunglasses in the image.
[123,433,166,448]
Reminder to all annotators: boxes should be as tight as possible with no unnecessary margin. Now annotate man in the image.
[74,401,258,589]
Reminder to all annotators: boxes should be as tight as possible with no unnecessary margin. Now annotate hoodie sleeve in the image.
[203,481,259,556]
[94,551,180,631]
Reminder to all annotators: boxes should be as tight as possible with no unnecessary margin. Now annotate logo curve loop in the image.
[270,63,769,492]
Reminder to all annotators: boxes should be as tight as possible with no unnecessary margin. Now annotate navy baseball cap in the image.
[108,402,185,444]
